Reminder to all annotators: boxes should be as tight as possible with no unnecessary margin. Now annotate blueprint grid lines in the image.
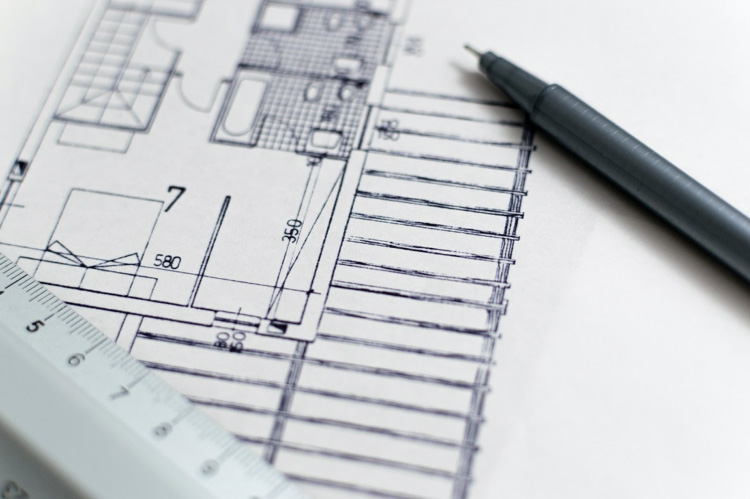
[0,1,536,497]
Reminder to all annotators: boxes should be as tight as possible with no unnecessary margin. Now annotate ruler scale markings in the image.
[20,278,36,291]
[6,267,24,278]
[99,339,118,354]
[170,404,195,426]
[75,325,93,340]
[59,309,75,322]
[115,353,137,373]
[123,357,144,377]
[37,290,57,305]
[39,294,57,307]
[5,275,25,289]
[67,315,86,330]
[2,265,21,278]
[83,337,107,354]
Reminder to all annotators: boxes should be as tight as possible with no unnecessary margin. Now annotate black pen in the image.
[465,46,750,283]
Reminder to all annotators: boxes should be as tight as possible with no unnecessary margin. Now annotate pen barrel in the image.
[531,85,750,281]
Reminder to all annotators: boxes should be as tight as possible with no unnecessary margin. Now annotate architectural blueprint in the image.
[0,1,535,497]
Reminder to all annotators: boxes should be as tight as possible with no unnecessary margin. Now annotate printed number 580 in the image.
[154,254,181,269]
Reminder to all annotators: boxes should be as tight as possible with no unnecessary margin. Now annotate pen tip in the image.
[463,44,482,58]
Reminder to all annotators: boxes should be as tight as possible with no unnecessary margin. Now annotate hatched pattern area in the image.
[242,5,391,81]
[214,2,394,157]
[248,76,368,156]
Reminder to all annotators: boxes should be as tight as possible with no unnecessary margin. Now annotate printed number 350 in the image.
[282,219,302,243]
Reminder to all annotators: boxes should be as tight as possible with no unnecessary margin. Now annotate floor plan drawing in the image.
[0,1,534,497]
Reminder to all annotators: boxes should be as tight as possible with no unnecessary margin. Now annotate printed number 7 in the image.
[165,186,186,212]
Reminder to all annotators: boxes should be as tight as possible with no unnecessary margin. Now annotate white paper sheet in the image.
[1,1,750,498]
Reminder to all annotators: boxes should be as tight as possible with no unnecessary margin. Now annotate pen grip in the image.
[531,85,750,281]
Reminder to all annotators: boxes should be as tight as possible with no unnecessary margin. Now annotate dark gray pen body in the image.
[479,52,750,283]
